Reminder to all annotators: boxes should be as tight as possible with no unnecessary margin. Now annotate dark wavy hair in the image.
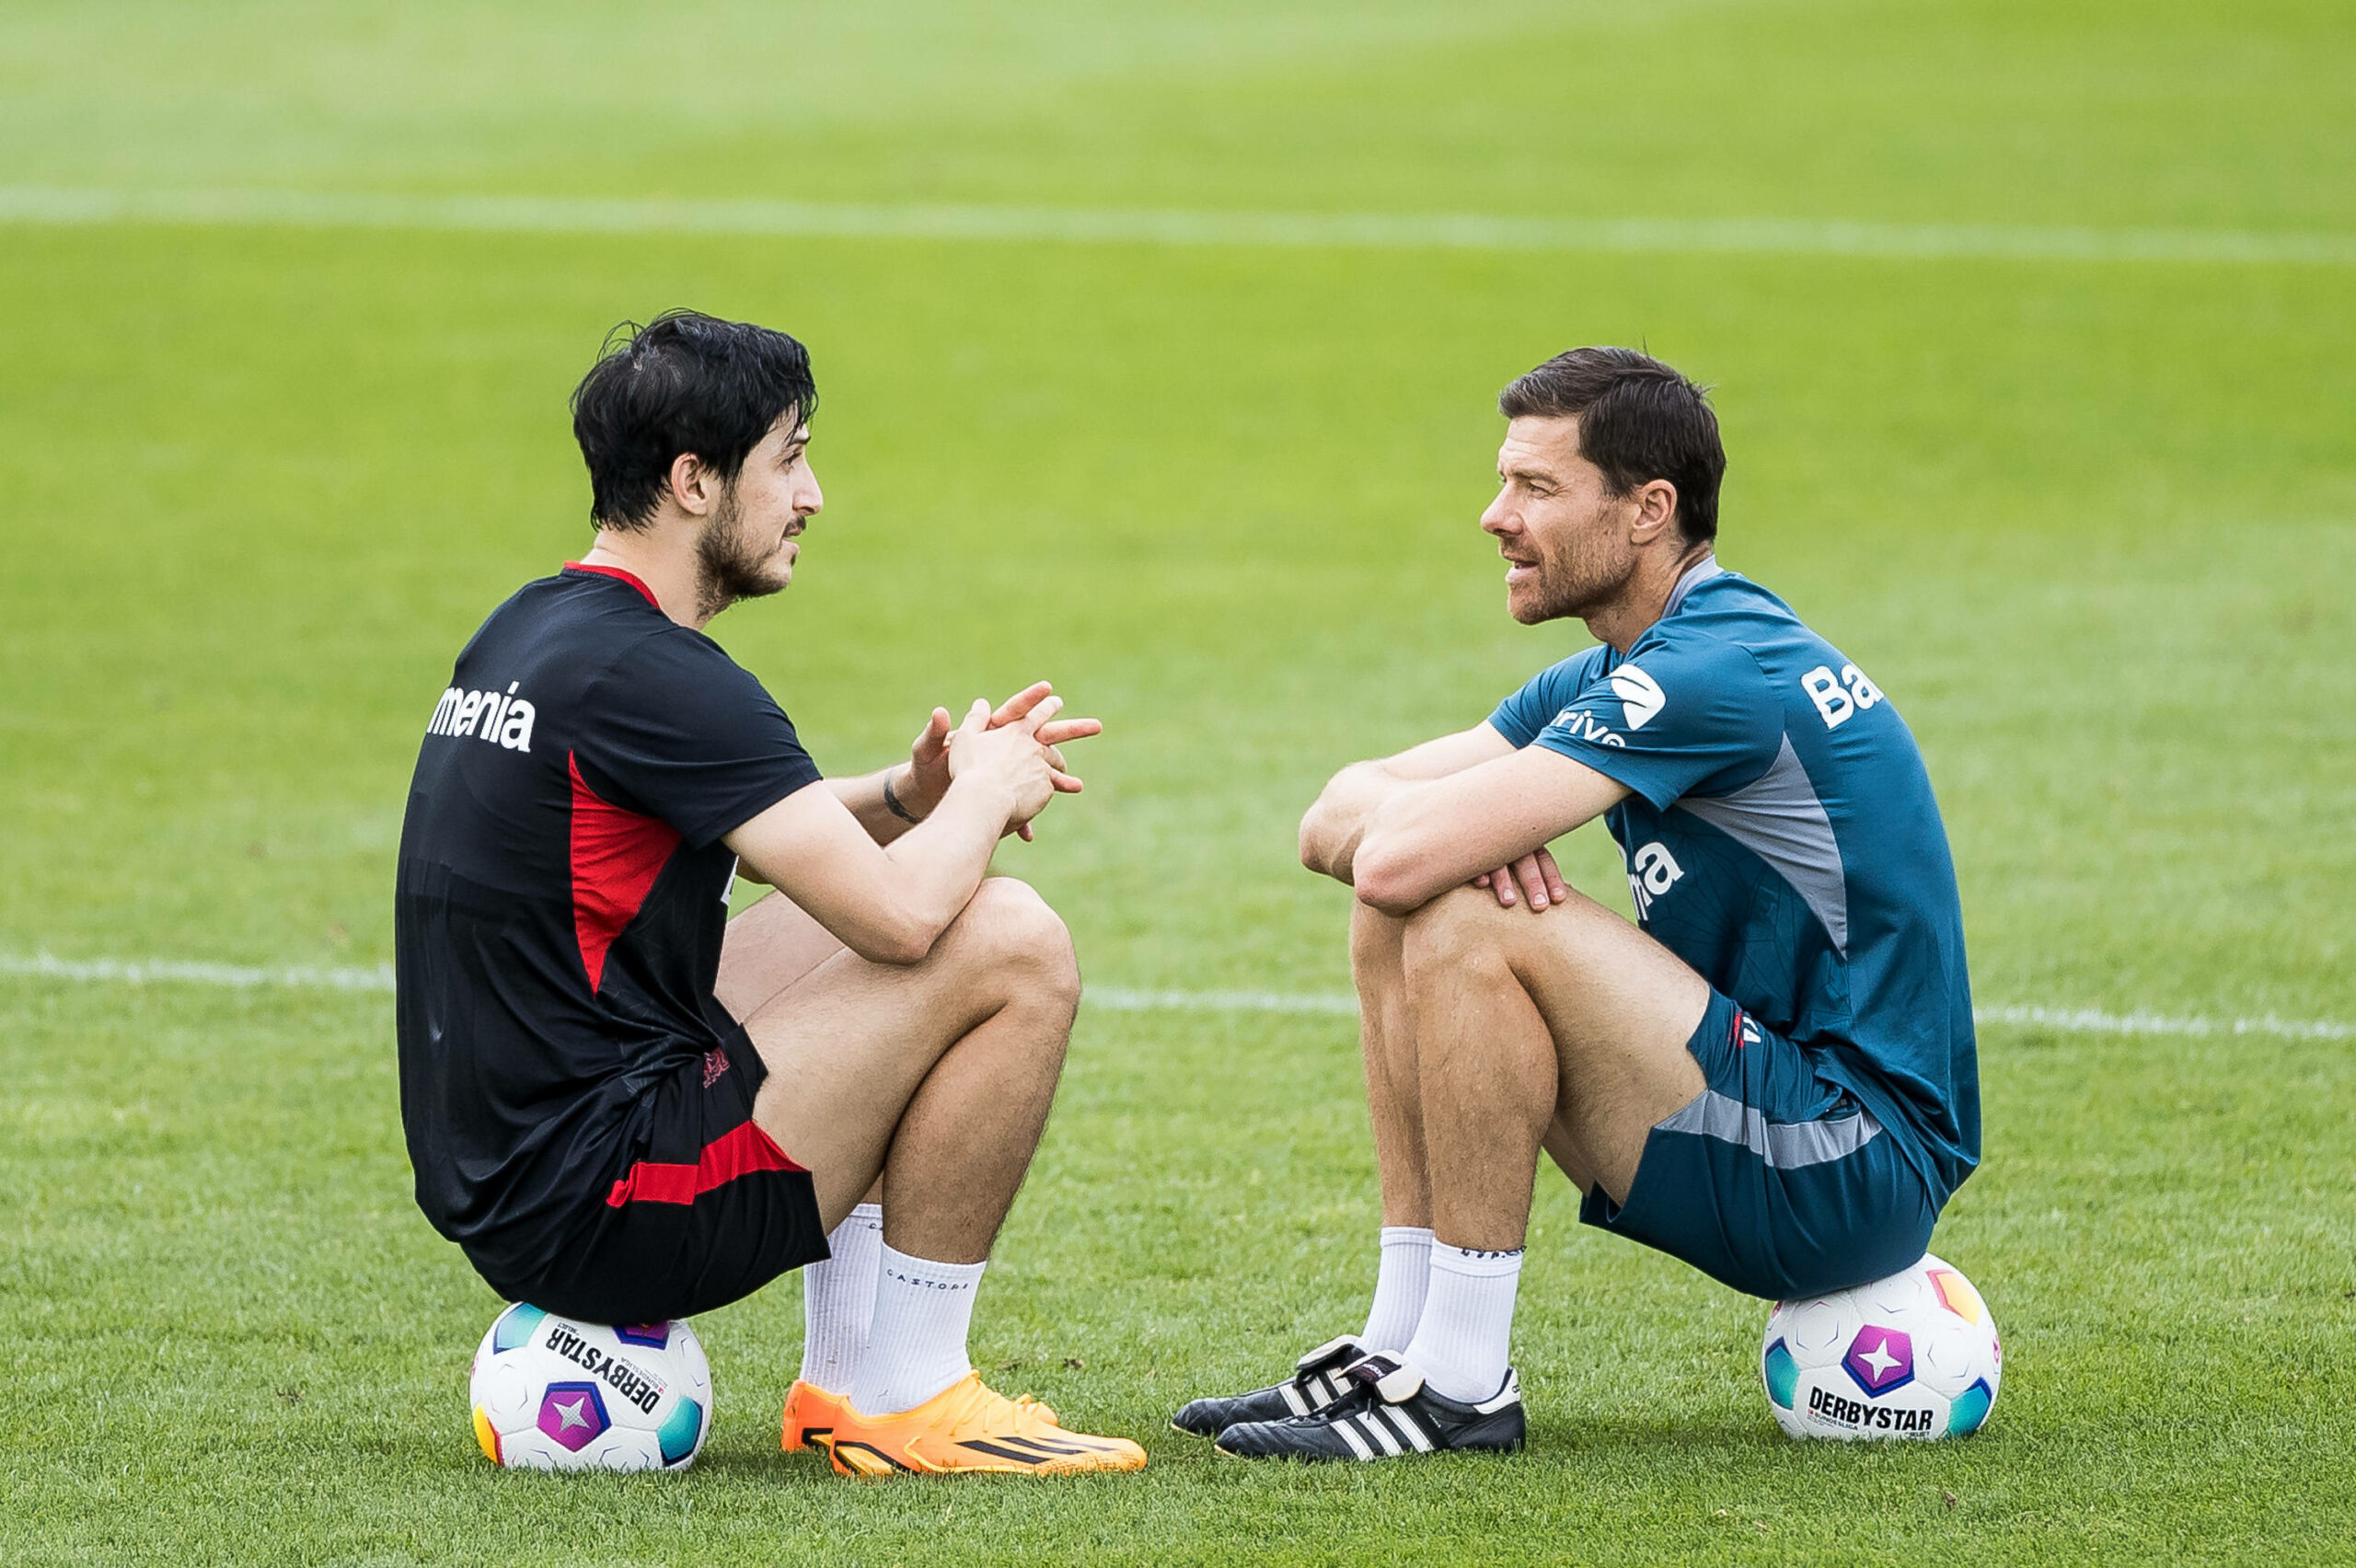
[571,311,817,531]
[1499,347,1724,545]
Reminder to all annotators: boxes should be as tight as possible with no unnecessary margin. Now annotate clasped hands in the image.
[902,681,1103,840]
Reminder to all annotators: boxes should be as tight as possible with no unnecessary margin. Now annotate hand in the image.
[944,695,1063,837]
[918,680,1102,840]
[1471,847,1568,912]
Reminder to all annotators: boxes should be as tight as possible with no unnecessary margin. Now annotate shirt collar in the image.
[562,560,661,607]
[1662,555,1724,619]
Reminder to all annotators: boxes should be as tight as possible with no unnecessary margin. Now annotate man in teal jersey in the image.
[1177,348,1979,1464]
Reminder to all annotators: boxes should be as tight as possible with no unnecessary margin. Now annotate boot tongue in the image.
[1293,1334,1365,1376]
[1342,1353,1426,1404]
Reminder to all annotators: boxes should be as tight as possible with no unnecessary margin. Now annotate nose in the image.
[1480,489,1513,535]
[799,467,824,518]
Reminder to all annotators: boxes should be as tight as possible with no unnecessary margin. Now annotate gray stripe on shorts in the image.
[1656,1089,1883,1169]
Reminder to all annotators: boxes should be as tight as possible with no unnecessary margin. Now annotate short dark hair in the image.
[571,311,818,530]
[1498,347,1725,545]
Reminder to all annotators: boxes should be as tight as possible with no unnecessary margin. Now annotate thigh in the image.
[1417,885,1711,1201]
[714,889,846,1022]
[735,878,1050,1230]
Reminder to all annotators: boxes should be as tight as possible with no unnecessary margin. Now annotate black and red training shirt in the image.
[395,563,822,1283]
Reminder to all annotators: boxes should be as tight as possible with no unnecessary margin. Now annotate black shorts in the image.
[470,1023,828,1323]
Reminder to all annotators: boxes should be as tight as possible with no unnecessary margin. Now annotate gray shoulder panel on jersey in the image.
[1656,1089,1883,1169]
[1671,733,1850,956]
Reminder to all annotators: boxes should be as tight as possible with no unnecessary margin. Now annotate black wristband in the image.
[883,769,922,824]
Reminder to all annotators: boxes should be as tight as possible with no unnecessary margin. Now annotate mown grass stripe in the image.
[2,187,2351,267]
[5,951,2348,1039]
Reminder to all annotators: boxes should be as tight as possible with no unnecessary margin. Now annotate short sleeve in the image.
[1489,646,1610,748]
[572,631,824,847]
[1530,634,1782,809]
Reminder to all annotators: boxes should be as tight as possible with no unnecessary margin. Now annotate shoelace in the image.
[1007,1393,1062,1433]
[1295,1377,1390,1424]
[949,1378,1062,1435]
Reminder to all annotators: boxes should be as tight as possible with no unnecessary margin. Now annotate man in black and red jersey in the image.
[396,311,1143,1477]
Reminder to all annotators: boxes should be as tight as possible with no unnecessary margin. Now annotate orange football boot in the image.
[781,1380,848,1454]
[825,1372,1147,1476]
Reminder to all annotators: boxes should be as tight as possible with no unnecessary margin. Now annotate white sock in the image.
[797,1203,883,1392]
[846,1244,987,1416]
[1403,1242,1524,1404]
[1359,1226,1433,1354]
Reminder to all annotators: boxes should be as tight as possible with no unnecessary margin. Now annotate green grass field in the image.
[5,2,2354,1562]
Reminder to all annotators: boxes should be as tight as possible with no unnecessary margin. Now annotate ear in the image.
[1628,478,1680,545]
[667,452,715,517]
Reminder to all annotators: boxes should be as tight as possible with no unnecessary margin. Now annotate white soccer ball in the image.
[1760,1252,2001,1441]
[468,1304,712,1471]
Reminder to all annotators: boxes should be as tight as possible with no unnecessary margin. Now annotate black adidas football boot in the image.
[1170,1335,1367,1438]
[1214,1353,1526,1462]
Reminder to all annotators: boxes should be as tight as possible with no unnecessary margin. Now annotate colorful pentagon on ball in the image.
[1948,1378,1995,1435]
[657,1396,707,1466]
[1842,1326,1914,1396]
[537,1382,611,1451]
[1761,1338,1800,1411]
[613,1322,671,1349]
[1928,1268,1985,1324]
[491,1303,547,1354]
[472,1405,502,1464]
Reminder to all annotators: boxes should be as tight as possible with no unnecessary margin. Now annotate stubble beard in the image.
[693,484,788,621]
[1514,529,1634,627]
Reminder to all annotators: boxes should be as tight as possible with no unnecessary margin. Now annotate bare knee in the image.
[1400,882,1611,984]
[1399,884,1519,983]
[942,877,1081,1013]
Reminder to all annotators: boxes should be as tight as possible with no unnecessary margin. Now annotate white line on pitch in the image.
[2,187,2350,267]
[1969,1003,2354,1042]
[1088,989,2356,1041]
[1088,986,1359,1016]
[0,951,398,993]
[4,951,2348,1041]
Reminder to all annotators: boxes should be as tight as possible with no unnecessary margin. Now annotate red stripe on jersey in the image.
[568,752,681,993]
[562,560,661,606]
[605,1120,806,1207]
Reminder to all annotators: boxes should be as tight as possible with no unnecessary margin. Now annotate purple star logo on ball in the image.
[1842,1326,1915,1397]
[537,1381,611,1451]
[614,1323,670,1349]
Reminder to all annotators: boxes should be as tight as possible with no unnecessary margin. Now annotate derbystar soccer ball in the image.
[1760,1252,2000,1441]
[468,1304,712,1471]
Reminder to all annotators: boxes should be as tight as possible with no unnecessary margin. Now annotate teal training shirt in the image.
[1489,560,1980,1200]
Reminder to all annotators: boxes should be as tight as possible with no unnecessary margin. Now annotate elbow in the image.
[1298,807,1326,873]
[1350,837,1428,917]
[848,913,941,968]
[1298,772,1355,872]
[866,935,935,968]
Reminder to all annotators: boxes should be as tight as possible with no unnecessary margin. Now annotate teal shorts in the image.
[1579,991,1940,1300]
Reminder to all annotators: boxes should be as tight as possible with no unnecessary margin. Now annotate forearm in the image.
[827,765,925,846]
[723,754,1032,967]
[1353,746,1630,916]
[1301,725,1520,884]
[865,775,1020,958]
